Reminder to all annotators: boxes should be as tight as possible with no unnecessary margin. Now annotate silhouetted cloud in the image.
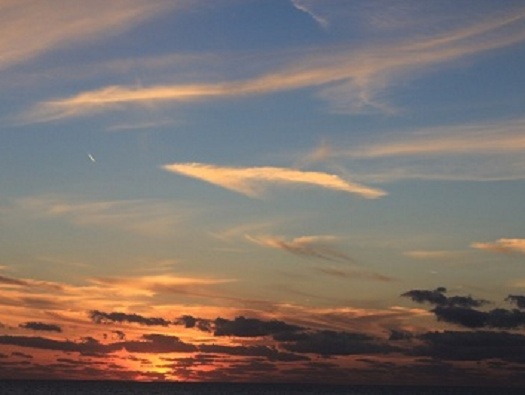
[401,287,448,305]
[0,335,120,355]
[402,288,525,329]
[434,306,525,329]
[213,316,304,338]
[123,334,196,353]
[401,287,487,307]
[389,329,413,341]
[19,321,62,333]
[89,310,170,327]
[173,315,212,332]
[432,306,489,328]
[417,331,525,364]
[281,329,397,356]
[507,295,525,309]
[0,333,196,355]
[198,344,309,362]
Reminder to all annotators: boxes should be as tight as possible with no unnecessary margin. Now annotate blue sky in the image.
[1,0,525,385]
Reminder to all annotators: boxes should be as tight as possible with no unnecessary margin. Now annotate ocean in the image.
[0,381,524,395]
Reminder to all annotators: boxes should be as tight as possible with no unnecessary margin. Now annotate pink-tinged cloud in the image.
[471,238,525,255]
[162,163,386,199]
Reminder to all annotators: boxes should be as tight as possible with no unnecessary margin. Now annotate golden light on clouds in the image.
[162,162,386,198]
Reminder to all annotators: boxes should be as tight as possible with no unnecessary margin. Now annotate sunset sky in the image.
[1,0,525,386]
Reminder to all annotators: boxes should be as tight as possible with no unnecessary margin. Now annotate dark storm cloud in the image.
[281,329,397,356]
[19,321,62,333]
[89,310,170,327]
[213,316,304,338]
[198,344,309,362]
[401,287,487,307]
[417,331,525,363]
[507,295,525,309]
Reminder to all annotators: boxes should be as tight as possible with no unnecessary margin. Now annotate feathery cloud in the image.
[246,235,354,263]
[21,5,525,121]
[0,0,180,71]
[302,118,525,183]
[14,195,185,238]
[162,162,386,198]
[471,238,525,255]
[343,119,525,159]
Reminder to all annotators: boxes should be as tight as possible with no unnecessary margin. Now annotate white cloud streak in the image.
[290,0,329,28]
[162,162,386,199]
[20,5,525,122]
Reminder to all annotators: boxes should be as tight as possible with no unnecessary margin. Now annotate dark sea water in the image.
[1,381,523,395]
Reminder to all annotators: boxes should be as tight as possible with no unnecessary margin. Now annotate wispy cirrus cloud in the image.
[471,238,525,255]
[90,274,236,298]
[246,234,354,263]
[20,5,525,121]
[14,195,186,238]
[162,162,386,198]
[303,118,525,183]
[343,119,525,159]
[314,266,393,283]
[245,234,394,282]
[404,250,469,260]
[0,0,182,71]
[290,0,329,28]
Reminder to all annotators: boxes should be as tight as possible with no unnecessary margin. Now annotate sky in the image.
[1,0,525,387]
